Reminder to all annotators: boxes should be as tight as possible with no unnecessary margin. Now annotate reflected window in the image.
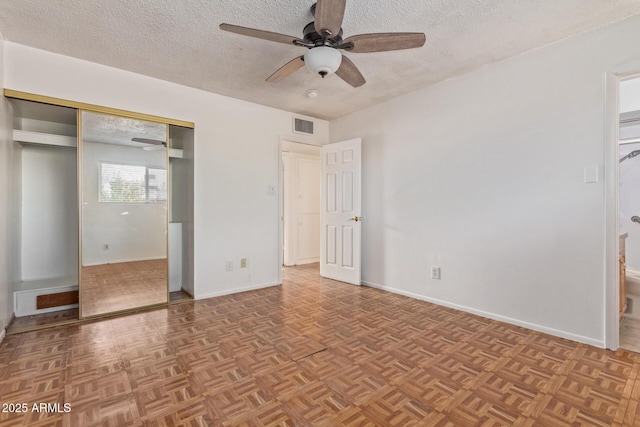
[99,162,167,203]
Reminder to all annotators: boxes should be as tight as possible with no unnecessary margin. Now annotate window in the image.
[99,162,167,203]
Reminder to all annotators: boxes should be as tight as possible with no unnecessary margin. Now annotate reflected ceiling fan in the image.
[132,137,166,151]
[220,0,426,87]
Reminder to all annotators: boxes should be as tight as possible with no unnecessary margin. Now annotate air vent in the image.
[293,117,314,135]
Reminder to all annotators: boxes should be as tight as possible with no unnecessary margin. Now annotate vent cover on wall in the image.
[293,117,314,135]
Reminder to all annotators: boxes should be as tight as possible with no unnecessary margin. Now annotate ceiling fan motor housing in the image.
[303,22,343,47]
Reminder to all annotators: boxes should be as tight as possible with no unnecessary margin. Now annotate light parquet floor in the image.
[2,263,640,426]
[8,294,192,335]
[7,308,80,334]
[81,259,168,317]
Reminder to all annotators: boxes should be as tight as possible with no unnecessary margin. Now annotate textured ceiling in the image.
[1,1,640,120]
[82,111,166,147]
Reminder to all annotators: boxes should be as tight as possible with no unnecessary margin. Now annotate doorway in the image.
[278,137,363,286]
[618,75,640,351]
[281,141,321,268]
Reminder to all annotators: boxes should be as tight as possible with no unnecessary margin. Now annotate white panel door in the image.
[321,138,361,285]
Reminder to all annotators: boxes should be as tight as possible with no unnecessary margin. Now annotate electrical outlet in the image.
[240,258,247,268]
[431,266,441,280]
[267,185,276,196]
[226,261,233,272]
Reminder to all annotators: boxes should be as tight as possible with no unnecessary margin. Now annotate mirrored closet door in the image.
[80,111,169,318]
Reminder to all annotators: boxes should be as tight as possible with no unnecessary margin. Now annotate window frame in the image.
[98,160,167,204]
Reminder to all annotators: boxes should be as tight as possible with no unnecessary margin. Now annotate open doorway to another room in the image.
[618,74,640,352]
[281,141,321,275]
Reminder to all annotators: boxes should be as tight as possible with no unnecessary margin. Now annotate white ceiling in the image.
[82,111,166,147]
[1,1,640,121]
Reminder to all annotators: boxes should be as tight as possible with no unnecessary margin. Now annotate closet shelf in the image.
[13,129,77,147]
[13,130,186,158]
[169,148,184,158]
[14,276,79,292]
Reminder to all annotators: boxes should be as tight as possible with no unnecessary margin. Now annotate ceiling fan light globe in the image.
[304,46,342,77]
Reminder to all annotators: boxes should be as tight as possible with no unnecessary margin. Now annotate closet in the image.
[7,92,194,328]
[11,99,78,317]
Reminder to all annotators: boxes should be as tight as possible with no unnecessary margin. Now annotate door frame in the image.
[277,137,323,285]
[605,68,640,350]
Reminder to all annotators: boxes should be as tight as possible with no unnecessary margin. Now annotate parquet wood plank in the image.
[4,263,640,425]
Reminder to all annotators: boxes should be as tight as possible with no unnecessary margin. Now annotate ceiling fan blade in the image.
[132,137,165,145]
[314,0,346,37]
[335,55,365,88]
[266,56,305,82]
[220,23,302,46]
[341,33,426,53]
[142,145,166,151]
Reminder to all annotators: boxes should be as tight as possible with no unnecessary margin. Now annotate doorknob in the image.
[349,216,361,222]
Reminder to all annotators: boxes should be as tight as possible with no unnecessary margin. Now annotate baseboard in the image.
[82,256,165,267]
[196,281,280,301]
[362,280,604,348]
[0,313,12,345]
[295,258,320,265]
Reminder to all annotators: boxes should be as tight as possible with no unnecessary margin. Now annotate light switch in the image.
[584,167,598,184]
[267,185,276,196]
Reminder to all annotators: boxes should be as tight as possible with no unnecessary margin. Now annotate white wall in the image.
[81,141,166,265]
[330,13,640,347]
[0,38,14,338]
[21,144,77,279]
[3,42,329,300]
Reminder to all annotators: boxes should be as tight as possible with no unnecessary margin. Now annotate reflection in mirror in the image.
[80,111,168,318]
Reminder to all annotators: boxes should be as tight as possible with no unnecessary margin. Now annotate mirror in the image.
[80,111,168,318]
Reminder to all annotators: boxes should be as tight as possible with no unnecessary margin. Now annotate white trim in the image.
[604,71,620,350]
[0,328,5,345]
[278,138,283,284]
[295,258,320,265]
[195,281,280,301]
[362,280,605,348]
[82,256,165,267]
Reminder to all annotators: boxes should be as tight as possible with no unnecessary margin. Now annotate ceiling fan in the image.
[132,137,166,151]
[220,0,426,88]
